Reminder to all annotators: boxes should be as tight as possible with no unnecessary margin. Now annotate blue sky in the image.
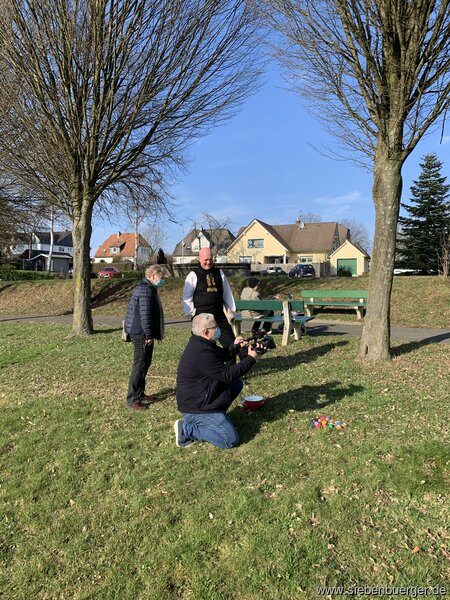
[91,67,450,257]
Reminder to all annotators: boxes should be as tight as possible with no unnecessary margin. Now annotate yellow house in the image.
[329,240,370,276]
[226,219,350,267]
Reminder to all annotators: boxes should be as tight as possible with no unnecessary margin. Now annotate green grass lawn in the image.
[1,324,449,599]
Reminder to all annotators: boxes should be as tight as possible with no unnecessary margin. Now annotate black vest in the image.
[193,266,224,315]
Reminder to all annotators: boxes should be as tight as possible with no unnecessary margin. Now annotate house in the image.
[226,219,351,274]
[172,228,235,264]
[11,230,73,257]
[329,239,370,276]
[11,230,74,272]
[93,232,151,266]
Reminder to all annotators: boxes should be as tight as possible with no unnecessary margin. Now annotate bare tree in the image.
[118,170,172,268]
[140,222,167,263]
[0,0,262,335]
[263,0,450,361]
[190,212,235,257]
[0,190,31,261]
[297,211,321,223]
[342,219,371,252]
[437,230,450,277]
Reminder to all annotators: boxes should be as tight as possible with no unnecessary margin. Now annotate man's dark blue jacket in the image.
[124,278,163,339]
[176,334,255,414]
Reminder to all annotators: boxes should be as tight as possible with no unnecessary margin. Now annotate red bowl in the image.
[242,396,265,411]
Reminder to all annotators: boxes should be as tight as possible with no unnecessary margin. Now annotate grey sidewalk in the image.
[1,314,449,344]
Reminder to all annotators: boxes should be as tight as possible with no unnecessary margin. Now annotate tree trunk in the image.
[71,204,94,336]
[47,207,54,273]
[359,150,403,362]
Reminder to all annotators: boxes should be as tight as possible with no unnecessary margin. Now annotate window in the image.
[298,256,313,264]
[239,256,251,263]
[248,238,264,248]
[58,246,65,252]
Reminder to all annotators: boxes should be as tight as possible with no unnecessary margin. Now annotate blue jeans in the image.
[181,379,243,449]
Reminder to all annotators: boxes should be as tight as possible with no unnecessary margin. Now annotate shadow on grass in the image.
[91,280,135,309]
[0,313,73,321]
[93,327,121,335]
[392,332,450,356]
[0,283,14,295]
[232,380,364,445]
[254,339,349,377]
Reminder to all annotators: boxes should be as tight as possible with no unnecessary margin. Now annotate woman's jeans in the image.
[181,379,243,449]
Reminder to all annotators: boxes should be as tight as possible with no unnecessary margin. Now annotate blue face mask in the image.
[154,278,165,288]
[213,326,221,341]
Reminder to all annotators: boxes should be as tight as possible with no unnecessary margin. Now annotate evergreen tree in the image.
[397,154,450,272]
[156,248,167,264]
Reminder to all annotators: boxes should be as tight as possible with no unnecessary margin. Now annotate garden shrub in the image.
[337,266,353,277]
[0,264,54,280]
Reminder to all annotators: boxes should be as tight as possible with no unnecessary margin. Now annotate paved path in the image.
[1,314,449,344]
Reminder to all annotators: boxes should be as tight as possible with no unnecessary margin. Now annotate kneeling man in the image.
[175,312,259,449]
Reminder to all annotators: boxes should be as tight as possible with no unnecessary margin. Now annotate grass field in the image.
[1,275,450,328]
[1,322,449,599]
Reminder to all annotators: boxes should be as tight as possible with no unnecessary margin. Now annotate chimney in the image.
[117,232,121,237]
[297,219,304,229]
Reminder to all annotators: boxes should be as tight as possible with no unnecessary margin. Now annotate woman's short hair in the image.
[145,265,167,279]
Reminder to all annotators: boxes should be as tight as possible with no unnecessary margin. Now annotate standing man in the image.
[124,265,166,410]
[183,247,236,351]
[174,312,259,449]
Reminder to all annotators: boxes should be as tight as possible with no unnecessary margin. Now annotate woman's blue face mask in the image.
[154,278,165,288]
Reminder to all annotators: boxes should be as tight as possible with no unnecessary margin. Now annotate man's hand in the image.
[234,336,245,346]
[247,345,258,359]
[145,338,154,346]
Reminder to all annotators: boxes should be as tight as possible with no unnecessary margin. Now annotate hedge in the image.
[0,265,55,281]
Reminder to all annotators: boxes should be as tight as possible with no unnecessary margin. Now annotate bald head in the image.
[198,247,213,270]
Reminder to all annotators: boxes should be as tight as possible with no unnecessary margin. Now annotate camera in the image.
[245,331,276,355]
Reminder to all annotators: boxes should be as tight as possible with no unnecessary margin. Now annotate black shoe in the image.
[127,402,148,411]
[142,394,156,404]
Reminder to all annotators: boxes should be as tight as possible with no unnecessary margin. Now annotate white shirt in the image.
[183,269,236,318]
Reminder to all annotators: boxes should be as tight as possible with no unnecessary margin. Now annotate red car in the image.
[97,266,122,278]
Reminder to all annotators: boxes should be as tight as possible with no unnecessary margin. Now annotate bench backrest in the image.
[300,289,368,300]
[289,299,306,312]
[235,299,284,312]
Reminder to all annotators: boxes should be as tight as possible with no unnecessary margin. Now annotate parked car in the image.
[97,266,122,278]
[67,269,97,278]
[266,266,286,276]
[393,268,436,276]
[288,264,316,278]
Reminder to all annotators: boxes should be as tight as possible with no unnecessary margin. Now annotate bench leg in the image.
[304,306,313,317]
[281,300,291,346]
[355,307,364,320]
[232,321,242,337]
[292,322,303,340]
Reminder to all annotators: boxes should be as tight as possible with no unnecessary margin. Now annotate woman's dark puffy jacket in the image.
[124,278,163,339]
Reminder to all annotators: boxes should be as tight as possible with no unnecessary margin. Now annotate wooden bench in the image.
[299,289,368,320]
[232,299,313,346]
